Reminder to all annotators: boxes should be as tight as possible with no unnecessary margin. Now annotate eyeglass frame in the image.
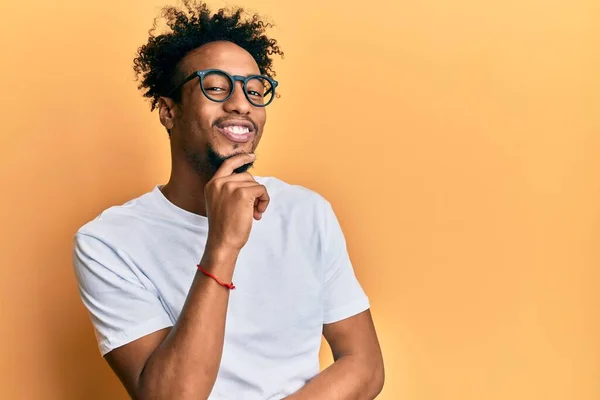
[166,69,279,107]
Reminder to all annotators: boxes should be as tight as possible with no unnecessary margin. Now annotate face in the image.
[159,41,267,176]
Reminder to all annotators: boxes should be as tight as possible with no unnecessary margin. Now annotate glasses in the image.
[167,69,279,107]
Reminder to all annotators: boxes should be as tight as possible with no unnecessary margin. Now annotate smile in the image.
[215,119,256,143]
[216,125,254,143]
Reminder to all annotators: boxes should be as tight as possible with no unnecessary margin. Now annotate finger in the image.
[243,184,269,213]
[253,198,263,221]
[213,153,256,179]
[213,171,255,186]
[222,180,260,195]
[246,186,269,221]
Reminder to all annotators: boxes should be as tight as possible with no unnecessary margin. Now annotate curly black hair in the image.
[133,0,283,111]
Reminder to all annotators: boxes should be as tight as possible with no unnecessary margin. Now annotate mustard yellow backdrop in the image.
[1,0,598,399]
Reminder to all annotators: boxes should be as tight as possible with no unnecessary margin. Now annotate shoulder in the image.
[256,175,331,213]
[253,176,340,248]
[74,187,159,249]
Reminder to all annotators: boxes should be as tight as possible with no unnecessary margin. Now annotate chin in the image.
[206,142,255,173]
[213,148,247,160]
[215,142,255,157]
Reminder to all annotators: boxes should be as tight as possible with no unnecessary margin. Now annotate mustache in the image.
[212,116,259,133]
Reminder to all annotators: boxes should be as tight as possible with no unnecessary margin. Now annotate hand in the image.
[204,153,270,252]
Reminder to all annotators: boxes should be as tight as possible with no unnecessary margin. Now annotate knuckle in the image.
[223,181,236,193]
[259,185,269,196]
[233,187,247,200]
[209,178,221,190]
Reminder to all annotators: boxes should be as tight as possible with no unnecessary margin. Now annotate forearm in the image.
[285,355,384,400]
[137,245,238,399]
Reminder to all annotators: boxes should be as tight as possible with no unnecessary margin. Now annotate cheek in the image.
[189,102,221,136]
[254,111,266,144]
[255,109,267,132]
[195,101,216,125]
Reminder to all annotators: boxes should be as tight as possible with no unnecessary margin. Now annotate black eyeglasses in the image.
[167,69,279,107]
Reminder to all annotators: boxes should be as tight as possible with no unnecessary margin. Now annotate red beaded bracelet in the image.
[197,264,236,290]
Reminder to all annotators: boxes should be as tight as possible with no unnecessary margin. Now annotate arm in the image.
[102,153,269,399]
[105,244,237,400]
[285,309,384,400]
[286,199,383,399]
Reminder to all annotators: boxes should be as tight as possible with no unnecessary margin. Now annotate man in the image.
[73,2,384,399]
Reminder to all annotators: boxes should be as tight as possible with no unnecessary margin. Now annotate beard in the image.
[184,142,254,178]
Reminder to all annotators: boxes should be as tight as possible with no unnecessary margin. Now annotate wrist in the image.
[201,240,239,270]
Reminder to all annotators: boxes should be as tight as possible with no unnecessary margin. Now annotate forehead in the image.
[178,41,261,77]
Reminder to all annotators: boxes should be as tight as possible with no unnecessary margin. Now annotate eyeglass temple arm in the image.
[265,80,278,96]
[167,72,201,97]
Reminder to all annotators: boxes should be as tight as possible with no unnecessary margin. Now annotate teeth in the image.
[223,125,250,135]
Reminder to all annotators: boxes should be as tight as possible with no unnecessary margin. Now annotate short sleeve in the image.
[73,232,173,356]
[321,201,370,324]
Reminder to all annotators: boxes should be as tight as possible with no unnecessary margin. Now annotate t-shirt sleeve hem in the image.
[322,296,370,324]
[98,315,173,357]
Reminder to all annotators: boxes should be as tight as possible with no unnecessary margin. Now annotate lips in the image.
[214,119,256,143]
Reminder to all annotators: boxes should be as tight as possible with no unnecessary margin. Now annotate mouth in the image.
[214,119,256,144]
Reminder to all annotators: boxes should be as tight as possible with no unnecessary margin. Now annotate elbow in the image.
[365,355,385,399]
[350,353,385,398]
[372,359,385,398]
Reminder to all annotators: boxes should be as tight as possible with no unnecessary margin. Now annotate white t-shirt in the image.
[73,176,370,399]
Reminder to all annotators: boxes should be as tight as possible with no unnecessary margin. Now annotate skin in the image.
[160,40,267,217]
[104,40,384,399]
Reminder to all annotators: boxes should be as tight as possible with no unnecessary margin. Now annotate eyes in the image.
[198,71,274,106]
[203,85,264,98]
[246,90,264,98]
[204,86,263,97]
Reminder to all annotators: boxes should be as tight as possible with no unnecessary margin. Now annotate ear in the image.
[158,96,177,132]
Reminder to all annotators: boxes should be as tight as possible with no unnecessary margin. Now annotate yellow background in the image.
[1,0,598,399]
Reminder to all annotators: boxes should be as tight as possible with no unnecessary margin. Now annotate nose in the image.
[222,81,251,115]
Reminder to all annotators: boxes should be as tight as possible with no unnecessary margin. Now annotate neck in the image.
[161,158,212,217]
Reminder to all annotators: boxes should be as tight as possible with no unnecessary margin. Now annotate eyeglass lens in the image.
[201,71,274,106]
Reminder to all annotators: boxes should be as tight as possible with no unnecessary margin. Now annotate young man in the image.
[73,2,384,399]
